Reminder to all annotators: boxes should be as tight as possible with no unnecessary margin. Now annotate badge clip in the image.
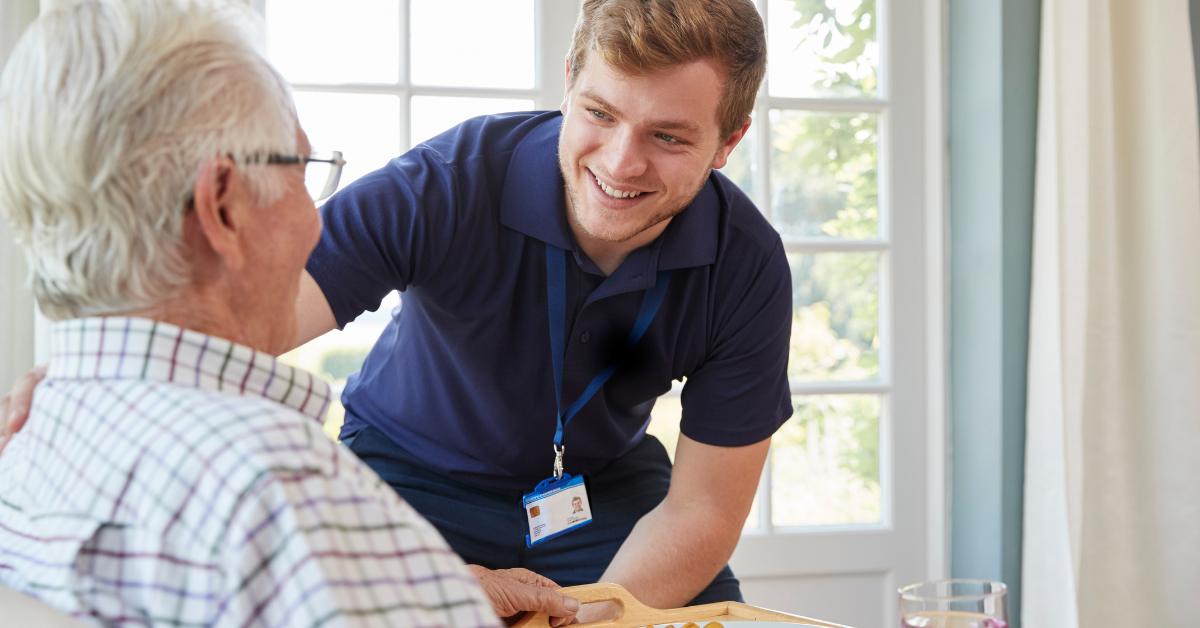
[552,443,564,479]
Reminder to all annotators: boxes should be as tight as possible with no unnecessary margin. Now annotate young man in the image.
[3,0,790,615]
[291,0,791,614]
[0,1,578,625]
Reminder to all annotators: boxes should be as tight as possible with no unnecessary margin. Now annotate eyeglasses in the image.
[184,151,347,210]
[258,151,346,201]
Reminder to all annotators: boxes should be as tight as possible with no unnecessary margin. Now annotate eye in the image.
[657,133,680,144]
[589,109,610,120]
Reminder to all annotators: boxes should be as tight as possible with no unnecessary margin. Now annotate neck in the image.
[119,288,259,353]
[570,218,672,276]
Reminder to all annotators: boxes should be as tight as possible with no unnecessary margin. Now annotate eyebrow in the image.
[579,89,703,134]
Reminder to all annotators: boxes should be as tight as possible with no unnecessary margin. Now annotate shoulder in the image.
[87,385,343,536]
[419,110,561,168]
[705,170,790,304]
[710,169,786,260]
[323,110,559,211]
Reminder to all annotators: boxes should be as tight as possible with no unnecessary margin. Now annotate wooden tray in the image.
[511,583,853,628]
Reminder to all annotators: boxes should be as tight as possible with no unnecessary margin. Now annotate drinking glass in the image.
[898,579,1009,628]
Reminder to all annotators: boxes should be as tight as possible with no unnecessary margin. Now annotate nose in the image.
[603,127,649,181]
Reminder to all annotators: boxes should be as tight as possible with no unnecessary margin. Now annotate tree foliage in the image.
[765,0,883,514]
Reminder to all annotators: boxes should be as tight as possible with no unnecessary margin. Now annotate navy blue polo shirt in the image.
[307,111,793,492]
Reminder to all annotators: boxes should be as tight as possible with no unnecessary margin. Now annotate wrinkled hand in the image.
[467,565,580,626]
[0,364,46,456]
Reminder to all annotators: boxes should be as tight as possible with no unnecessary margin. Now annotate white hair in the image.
[0,0,298,320]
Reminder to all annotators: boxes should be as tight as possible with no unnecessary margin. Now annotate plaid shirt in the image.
[0,317,500,628]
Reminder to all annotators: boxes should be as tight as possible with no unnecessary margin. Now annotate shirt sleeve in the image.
[214,433,499,628]
[679,239,793,447]
[306,147,462,329]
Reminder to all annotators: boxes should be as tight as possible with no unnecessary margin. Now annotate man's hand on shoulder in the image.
[0,364,46,456]
[466,565,580,626]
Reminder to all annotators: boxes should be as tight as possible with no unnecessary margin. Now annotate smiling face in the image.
[558,58,749,248]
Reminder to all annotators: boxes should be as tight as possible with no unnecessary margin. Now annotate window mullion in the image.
[768,97,888,113]
[762,445,776,535]
[754,97,771,223]
[400,0,411,151]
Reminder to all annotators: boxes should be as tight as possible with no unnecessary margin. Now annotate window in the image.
[647,0,885,531]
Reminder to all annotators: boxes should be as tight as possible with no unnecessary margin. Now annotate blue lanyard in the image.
[546,244,672,448]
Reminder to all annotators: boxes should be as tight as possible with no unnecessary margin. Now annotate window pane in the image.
[772,395,881,526]
[646,396,682,464]
[280,291,402,440]
[410,97,536,148]
[771,110,878,239]
[266,0,400,85]
[767,0,878,98]
[789,252,879,381]
[410,0,535,89]
[745,491,762,532]
[716,112,757,201]
[293,92,401,194]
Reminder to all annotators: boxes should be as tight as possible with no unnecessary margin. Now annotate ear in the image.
[712,116,753,170]
[191,156,253,271]
[561,57,573,114]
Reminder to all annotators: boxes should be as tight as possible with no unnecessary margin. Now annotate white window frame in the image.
[254,0,575,150]
[724,0,947,622]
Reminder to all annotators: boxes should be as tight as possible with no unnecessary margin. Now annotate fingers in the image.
[0,393,10,455]
[466,565,580,625]
[529,587,580,627]
[503,568,560,589]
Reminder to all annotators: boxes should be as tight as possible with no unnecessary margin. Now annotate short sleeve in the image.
[215,436,499,628]
[679,239,793,447]
[306,146,461,329]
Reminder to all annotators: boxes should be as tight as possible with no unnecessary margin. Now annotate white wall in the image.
[0,0,40,395]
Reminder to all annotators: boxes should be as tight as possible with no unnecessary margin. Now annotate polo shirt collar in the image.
[499,115,575,251]
[499,113,719,271]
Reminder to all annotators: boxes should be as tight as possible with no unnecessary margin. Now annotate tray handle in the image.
[509,583,671,628]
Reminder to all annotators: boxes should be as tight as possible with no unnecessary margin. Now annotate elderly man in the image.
[0,1,579,626]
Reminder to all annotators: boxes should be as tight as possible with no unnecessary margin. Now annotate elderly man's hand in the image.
[0,364,46,456]
[466,565,580,626]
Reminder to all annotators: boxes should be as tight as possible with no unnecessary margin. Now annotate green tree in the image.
[786,0,877,97]
[775,0,882,500]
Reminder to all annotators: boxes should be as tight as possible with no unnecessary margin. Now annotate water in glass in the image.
[901,611,1008,628]
[898,580,1008,628]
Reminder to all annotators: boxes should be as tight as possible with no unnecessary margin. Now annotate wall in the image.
[0,0,40,396]
[1193,0,1200,112]
[947,0,1040,625]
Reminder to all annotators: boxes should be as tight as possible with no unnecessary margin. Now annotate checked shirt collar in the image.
[47,317,332,423]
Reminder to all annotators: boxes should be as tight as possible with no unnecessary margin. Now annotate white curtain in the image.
[1023,0,1200,626]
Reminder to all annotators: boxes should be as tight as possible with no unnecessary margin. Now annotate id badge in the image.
[523,473,594,547]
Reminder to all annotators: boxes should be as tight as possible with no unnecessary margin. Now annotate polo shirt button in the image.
[580,332,592,343]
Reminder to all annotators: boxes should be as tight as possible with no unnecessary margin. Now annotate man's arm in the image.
[291,270,338,351]
[580,433,769,619]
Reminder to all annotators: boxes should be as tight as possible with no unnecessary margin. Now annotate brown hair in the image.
[567,0,767,139]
